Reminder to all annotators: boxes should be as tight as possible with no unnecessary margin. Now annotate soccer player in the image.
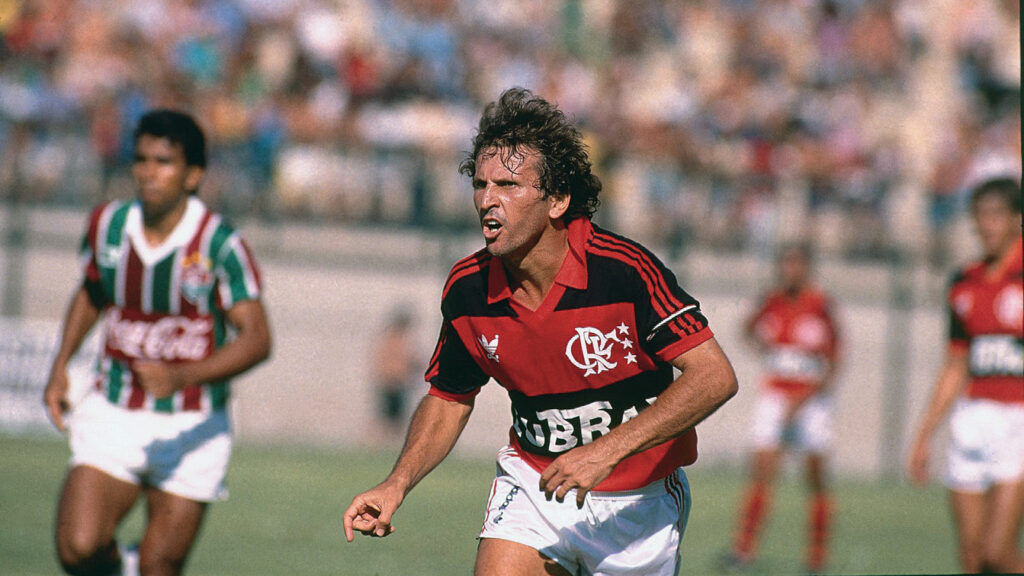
[720,245,841,574]
[908,177,1023,574]
[43,109,272,576]
[343,88,738,575]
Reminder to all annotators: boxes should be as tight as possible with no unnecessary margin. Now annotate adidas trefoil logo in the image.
[479,334,500,363]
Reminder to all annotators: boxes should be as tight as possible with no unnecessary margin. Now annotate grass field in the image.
[0,433,993,575]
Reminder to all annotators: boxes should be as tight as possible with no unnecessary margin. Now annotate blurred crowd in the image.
[0,0,1019,263]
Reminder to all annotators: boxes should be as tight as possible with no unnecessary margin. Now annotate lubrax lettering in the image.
[970,335,1024,377]
[512,397,658,456]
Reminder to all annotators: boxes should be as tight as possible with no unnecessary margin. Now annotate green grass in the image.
[0,434,994,575]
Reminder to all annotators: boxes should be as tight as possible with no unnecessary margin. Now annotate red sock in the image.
[807,494,832,571]
[734,484,771,558]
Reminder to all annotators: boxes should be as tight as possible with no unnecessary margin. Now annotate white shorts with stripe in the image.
[68,390,231,502]
[945,398,1024,493]
[478,446,691,576]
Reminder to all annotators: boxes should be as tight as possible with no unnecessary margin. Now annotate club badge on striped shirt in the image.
[98,245,123,268]
[565,322,637,377]
[180,251,214,305]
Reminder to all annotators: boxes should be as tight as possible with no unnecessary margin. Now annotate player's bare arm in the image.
[344,394,474,541]
[540,337,738,506]
[907,350,969,485]
[44,287,102,431]
[135,300,272,398]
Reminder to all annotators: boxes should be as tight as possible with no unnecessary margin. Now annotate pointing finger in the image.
[343,503,361,542]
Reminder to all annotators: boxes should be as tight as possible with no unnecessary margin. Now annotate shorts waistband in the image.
[497,445,687,500]
[588,470,687,500]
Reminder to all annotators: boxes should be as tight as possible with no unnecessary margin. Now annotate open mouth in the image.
[482,217,503,240]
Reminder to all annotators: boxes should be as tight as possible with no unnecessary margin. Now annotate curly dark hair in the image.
[459,88,601,221]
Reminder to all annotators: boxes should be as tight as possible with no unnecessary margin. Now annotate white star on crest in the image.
[622,338,633,349]
[624,352,637,364]
[617,322,629,335]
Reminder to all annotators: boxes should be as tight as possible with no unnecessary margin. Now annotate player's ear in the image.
[548,193,569,219]
[184,166,205,195]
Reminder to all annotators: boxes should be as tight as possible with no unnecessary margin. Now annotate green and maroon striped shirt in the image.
[81,198,261,413]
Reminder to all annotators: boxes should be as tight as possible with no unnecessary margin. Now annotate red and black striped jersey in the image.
[948,238,1023,404]
[747,286,839,395]
[425,218,714,491]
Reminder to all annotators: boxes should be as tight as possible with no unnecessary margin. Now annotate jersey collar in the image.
[125,197,207,266]
[487,217,591,304]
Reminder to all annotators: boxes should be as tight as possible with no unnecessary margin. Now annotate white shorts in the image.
[945,399,1024,493]
[479,446,690,576]
[68,391,232,502]
[751,390,833,454]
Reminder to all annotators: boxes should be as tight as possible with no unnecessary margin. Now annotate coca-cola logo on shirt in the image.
[104,309,213,361]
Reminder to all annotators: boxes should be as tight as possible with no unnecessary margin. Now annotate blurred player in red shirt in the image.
[908,177,1023,573]
[722,244,841,573]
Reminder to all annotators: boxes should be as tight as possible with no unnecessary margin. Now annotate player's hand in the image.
[539,442,617,508]
[343,482,404,542]
[907,436,931,486]
[43,368,71,432]
[134,360,186,399]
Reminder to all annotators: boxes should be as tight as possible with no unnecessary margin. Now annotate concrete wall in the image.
[1,207,951,479]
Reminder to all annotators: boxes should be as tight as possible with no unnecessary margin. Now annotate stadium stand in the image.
[0,0,1018,265]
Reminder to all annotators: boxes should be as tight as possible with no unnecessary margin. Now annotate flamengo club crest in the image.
[565,322,637,377]
[180,251,214,305]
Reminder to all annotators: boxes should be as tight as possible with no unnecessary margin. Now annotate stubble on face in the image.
[474,148,551,262]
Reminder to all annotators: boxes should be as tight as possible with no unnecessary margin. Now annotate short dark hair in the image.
[459,88,601,221]
[971,177,1022,214]
[134,109,207,169]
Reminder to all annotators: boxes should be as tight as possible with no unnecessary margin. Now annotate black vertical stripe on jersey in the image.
[588,242,674,318]
[442,250,490,299]
[590,234,686,318]
[425,322,448,380]
[588,241,701,344]
[591,227,687,312]
[427,321,489,394]
[590,236,680,315]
